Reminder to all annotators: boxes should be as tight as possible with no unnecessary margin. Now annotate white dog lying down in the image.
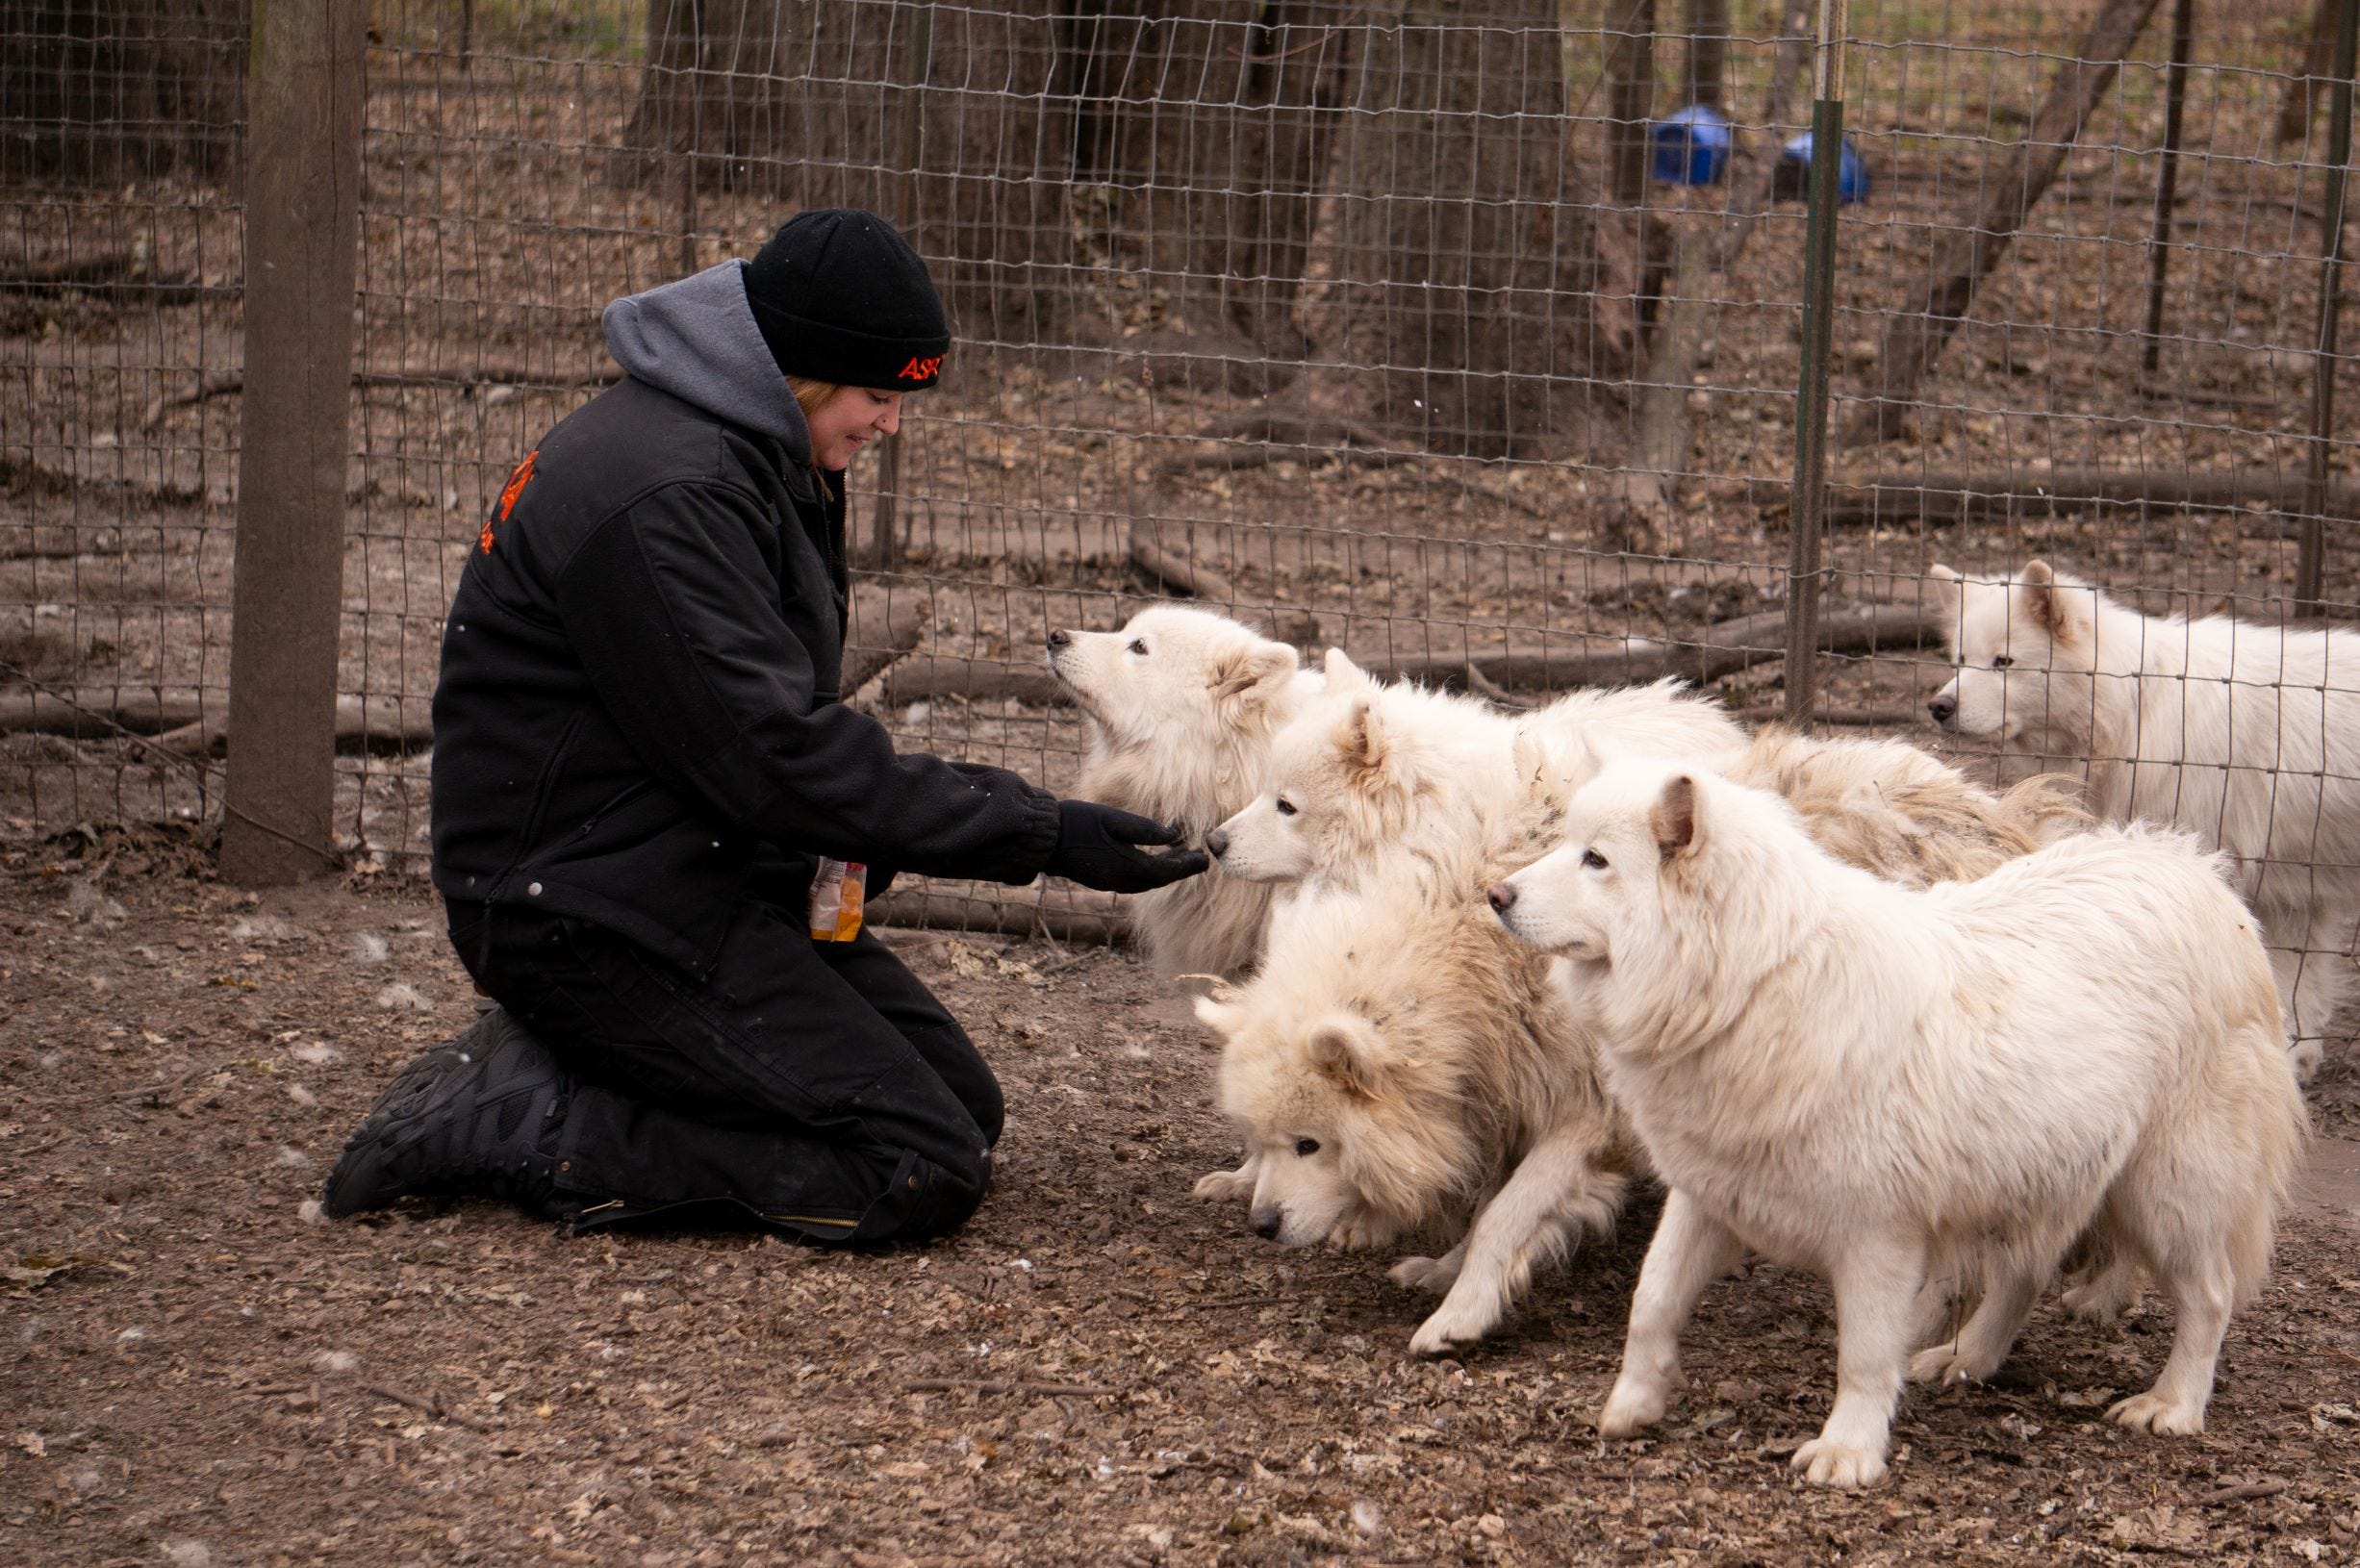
[1492,762,2305,1488]
[1198,713,2083,1354]
[1208,650,1747,901]
[1048,605,1321,981]
[1930,560,2360,1082]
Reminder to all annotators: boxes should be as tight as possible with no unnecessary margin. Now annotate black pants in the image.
[446,898,1001,1245]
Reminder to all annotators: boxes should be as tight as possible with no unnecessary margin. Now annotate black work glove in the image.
[1046,800,1210,894]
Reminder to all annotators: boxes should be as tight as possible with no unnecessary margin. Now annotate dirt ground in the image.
[6,836,2360,1568]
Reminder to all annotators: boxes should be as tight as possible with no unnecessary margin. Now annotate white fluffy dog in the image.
[1192,861,1641,1357]
[1930,560,2360,1079]
[1048,605,1320,980]
[1208,650,1746,898]
[1493,761,2305,1488]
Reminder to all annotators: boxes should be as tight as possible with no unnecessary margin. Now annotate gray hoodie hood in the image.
[602,260,811,462]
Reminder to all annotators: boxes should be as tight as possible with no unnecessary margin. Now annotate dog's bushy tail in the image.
[1995,772,2092,847]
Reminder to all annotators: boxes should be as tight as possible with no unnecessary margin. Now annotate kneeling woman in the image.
[323,211,1204,1243]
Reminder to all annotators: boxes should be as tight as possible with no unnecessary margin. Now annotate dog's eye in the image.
[1275,798,1297,818]
[1582,847,1609,870]
[1991,654,2013,669]
[1293,1138,1321,1157]
[1128,638,1148,655]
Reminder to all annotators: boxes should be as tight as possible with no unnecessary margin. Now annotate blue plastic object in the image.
[1775,131,1869,205]
[1650,104,1733,187]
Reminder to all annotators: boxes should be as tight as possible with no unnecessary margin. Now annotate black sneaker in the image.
[320,1007,571,1219]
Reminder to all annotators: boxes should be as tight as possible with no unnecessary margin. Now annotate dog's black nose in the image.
[1047,628,1071,651]
[1927,693,1958,725]
[1252,1211,1281,1241]
[1206,827,1230,858]
[1486,881,1517,914]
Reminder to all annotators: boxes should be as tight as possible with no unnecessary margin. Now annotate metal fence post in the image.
[1785,0,1847,721]
[871,0,936,572]
[2140,0,2195,378]
[221,0,367,884]
[2299,0,2358,615]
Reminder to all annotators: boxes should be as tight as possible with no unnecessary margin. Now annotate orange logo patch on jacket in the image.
[896,355,944,382]
[480,448,539,553]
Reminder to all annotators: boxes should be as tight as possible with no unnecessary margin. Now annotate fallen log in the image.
[142,362,621,426]
[877,605,1941,707]
[0,690,434,756]
[865,886,1129,946]
[1801,469,2360,527]
[1152,407,1402,478]
[841,591,931,695]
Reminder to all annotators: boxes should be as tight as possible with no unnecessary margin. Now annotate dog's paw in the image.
[1908,1344,2002,1386]
[1790,1437,1888,1489]
[1407,1299,1498,1358]
[2061,1270,2142,1327]
[1389,1253,1462,1295]
[2107,1391,2205,1436]
[2289,1037,2323,1085]
[1192,1167,1255,1203]
[1328,1209,1400,1252]
[1596,1378,1669,1439]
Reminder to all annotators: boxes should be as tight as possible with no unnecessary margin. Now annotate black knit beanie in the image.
[742,209,951,391]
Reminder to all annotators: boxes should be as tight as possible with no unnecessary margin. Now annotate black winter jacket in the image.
[429,261,1060,974]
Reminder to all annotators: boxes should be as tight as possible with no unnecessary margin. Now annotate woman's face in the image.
[805,386,904,470]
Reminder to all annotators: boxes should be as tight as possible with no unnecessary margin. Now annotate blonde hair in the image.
[789,376,844,421]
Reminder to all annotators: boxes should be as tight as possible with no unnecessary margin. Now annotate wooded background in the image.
[2,0,2356,920]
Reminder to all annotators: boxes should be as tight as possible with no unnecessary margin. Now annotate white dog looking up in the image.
[1491,761,2303,1488]
[1048,605,1321,981]
[1928,559,2360,1080]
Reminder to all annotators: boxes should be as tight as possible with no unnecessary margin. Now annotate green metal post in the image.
[2299,0,2358,614]
[1785,0,1847,721]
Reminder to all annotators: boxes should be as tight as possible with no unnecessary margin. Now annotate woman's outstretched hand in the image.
[1047,801,1210,894]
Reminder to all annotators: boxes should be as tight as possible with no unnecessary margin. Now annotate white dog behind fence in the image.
[1928,560,2360,1080]
[1492,762,2305,1489]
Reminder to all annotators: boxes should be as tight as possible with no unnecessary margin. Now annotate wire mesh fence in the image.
[1,0,2356,980]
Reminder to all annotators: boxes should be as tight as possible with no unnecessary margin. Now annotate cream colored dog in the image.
[1930,559,2360,1080]
[1208,650,1746,900]
[1193,860,1642,1357]
[1199,717,2082,1355]
[1048,605,1320,981]
[1492,761,2304,1488]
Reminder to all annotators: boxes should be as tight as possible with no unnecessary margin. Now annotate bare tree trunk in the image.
[1325,0,1602,457]
[2281,0,2343,146]
[618,0,1075,343]
[1607,0,1808,547]
[1683,0,1729,111]
[0,0,244,182]
[1843,0,2165,447]
[1606,0,1659,206]
[1061,0,1352,391]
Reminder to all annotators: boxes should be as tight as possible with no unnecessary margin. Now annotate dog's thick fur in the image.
[1930,559,2360,1079]
[1192,863,1644,1356]
[1199,712,2084,1354]
[1049,606,1320,980]
[1494,762,2305,1488]
[1210,650,1747,898]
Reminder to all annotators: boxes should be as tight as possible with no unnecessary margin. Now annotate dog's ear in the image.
[1307,1016,1387,1100]
[1927,563,1963,624]
[2017,559,2092,645]
[1650,773,1700,860]
[1338,695,1388,774]
[1321,646,1373,693]
[1213,643,1297,703]
[1193,992,1244,1041]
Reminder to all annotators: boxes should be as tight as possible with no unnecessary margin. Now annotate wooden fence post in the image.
[222,0,367,884]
